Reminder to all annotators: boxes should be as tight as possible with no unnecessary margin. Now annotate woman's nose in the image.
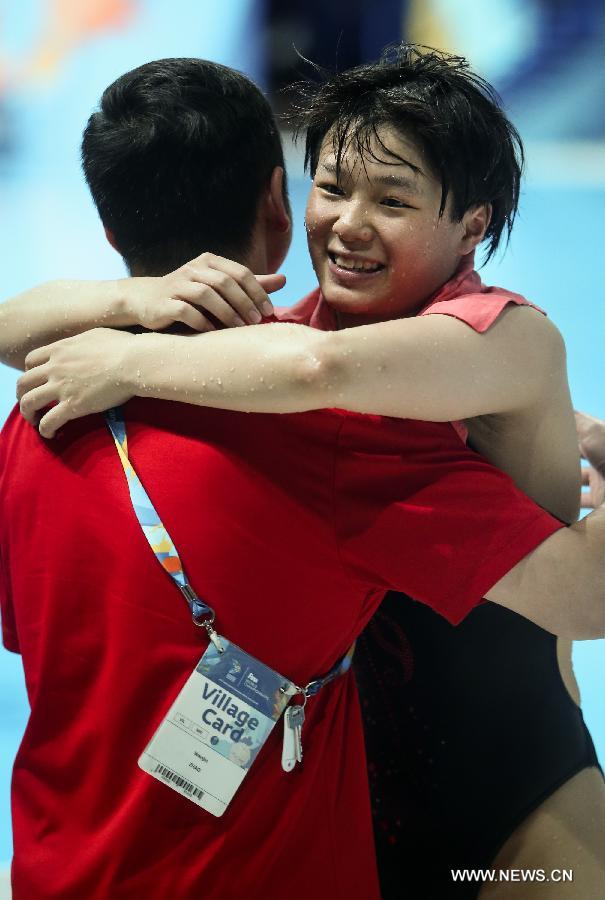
[333,203,374,243]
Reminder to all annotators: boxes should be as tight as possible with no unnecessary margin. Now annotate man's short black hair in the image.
[293,44,523,262]
[82,58,286,275]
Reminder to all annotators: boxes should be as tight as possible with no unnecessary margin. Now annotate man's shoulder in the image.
[0,405,114,488]
[0,403,21,437]
[0,403,40,456]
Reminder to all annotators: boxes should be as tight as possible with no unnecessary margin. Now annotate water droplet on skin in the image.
[192,376,197,383]
[201,381,207,388]
[217,378,222,386]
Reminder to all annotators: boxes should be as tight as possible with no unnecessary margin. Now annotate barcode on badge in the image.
[154,763,204,800]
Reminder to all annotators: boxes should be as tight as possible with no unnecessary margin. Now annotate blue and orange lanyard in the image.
[106,408,354,697]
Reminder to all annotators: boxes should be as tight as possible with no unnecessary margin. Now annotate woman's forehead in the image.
[317,125,431,190]
[319,123,427,172]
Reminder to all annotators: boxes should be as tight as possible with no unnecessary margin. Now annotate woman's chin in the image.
[319,276,424,321]
[320,283,382,314]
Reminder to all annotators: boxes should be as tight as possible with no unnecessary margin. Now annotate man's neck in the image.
[129,247,265,279]
[242,245,268,275]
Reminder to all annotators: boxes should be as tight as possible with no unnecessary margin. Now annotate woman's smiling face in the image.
[305,125,483,324]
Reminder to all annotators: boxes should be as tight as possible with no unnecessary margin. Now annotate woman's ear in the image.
[460,203,492,254]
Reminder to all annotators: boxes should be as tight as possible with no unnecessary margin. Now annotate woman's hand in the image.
[576,411,605,508]
[0,254,285,371]
[15,253,287,437]
[17,329,139,438]
[122,253,285,331]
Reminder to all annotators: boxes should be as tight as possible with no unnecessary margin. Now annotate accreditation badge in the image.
[139,638,297,816]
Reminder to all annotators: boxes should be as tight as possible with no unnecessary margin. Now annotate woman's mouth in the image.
[327,253,385,283]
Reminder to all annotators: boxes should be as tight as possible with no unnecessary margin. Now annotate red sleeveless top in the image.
[277,252,546,444]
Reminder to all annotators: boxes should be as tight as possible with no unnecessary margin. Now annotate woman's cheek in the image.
[304,194,327,237]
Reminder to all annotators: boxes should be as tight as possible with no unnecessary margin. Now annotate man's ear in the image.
[460,203,492,254]
[266,166,291,235]
[262,166,292,271]
[104,226,120,254]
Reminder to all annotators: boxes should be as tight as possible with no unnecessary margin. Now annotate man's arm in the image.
[18,300,566,435]
[488,412,605,637]
[486,507,605,640]
[0,255,283,369]
[332,418,601,642]
[489,411,605,638]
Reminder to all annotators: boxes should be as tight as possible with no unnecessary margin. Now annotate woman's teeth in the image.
[331,254,383,273]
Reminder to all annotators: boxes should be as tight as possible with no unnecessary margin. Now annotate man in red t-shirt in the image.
[0,58,586,900]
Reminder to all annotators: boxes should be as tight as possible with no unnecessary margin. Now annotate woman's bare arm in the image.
[13,261,581,524]
[0,255,283,369]
[19,301,566,425]
[16,316,605,642]
[0,279,133,369]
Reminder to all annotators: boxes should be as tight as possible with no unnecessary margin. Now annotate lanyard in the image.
[105,408,354,697]
[106,407,215,630]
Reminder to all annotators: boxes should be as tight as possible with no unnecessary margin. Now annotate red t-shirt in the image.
[0,293,562,899]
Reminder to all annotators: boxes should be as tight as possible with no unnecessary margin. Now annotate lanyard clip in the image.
[180,583,212,621]
[303,680,322,698]
[180,584,224,654]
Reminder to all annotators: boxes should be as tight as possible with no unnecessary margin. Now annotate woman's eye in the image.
[381,197,410,208]
[318,182,344,196]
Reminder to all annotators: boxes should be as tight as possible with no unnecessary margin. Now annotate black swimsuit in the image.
[356,593,602,900]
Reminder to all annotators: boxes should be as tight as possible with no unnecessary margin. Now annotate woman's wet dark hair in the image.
[290,44,523,262]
